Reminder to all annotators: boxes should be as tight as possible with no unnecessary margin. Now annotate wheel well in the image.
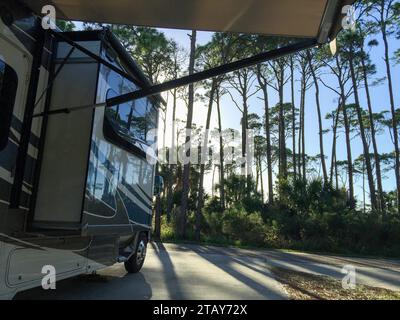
[142,230,150,242]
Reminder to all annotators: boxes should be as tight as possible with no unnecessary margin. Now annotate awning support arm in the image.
[35,37,317,117]
[106,38,318,107]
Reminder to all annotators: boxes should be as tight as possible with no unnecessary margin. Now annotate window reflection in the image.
[0,59,18,151]
[103,68,157,148]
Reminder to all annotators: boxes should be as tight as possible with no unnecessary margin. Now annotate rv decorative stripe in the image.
[117,190,151,226]
[0,176,32,207]
[0,141,37,186]
[136,184,153,202]
[120,179,152,209]
[0,233,45,251]
[12,116,40,149]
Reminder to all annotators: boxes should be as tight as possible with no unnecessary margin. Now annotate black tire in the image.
[124,233,148,273]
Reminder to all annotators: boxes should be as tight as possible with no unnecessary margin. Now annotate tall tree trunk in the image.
[335,153,338,189]
[242,99,249,178]
[179,30,196,239]
[195,80,216,240]
[336,55,355,208]
[349,56,378,211]
[361,53,385,212]
[330,105,340,187]
[363,157,366,214]
[340,103,355,204]
[240,83,251,196]
[342,104,355,208]
[216,88,226,210]
[166,89,178,222]
[259,156,264,203]
[381,23,400,213]
[153,92,165,238]
[256,67,274,203]
[278,67,287,180]
[240,82,250,184]
[300,75,306,181]
[298,100,303,181]
[212,165,216,197]
[307,51,328,184]
[255,159,259,190]
[290,57,297,180]
[153,164,162,239]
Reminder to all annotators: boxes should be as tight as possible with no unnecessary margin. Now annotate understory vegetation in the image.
[159,175,400,257]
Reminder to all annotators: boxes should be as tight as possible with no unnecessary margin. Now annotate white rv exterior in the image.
[0,0,160,299]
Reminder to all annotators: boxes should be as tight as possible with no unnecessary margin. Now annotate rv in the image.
[1,0,353,299]
[0,0,164,299]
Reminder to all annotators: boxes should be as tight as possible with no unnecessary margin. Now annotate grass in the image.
[270,267,400,300]
[158,237,271,251]
[276,247,400,261]
[158,237,399,261]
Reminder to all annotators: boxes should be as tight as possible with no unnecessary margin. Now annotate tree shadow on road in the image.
[150,241,184,299]
[191,246,287,300]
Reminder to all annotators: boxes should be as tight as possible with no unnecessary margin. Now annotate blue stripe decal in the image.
[117,188,150,226]
[137,184,152,202]
[120,178,152,210]
[0,141,36,186]
[11,116,40,148]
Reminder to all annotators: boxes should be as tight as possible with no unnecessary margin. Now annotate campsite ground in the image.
[15,243,400,300]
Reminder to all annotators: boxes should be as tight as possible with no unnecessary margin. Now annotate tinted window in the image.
[104,78,158,149]
[0,59,18,150]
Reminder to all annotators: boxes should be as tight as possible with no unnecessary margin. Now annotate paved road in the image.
[15,243,400,300]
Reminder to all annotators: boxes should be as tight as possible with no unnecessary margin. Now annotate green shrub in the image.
[160,214,176,241]
[222,207,267,245]
[202,210,224,238]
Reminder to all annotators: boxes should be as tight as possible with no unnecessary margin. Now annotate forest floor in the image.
[270,267,400,300]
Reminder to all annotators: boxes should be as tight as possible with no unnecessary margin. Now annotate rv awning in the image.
[24,0,354,42]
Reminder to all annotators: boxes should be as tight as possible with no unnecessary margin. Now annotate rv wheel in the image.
[124,233,148,273]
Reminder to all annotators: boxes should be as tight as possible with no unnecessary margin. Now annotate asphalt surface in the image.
[15,243,400,300]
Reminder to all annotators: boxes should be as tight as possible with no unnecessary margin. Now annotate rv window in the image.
[0,59,18,151]
[104,87,157,148]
